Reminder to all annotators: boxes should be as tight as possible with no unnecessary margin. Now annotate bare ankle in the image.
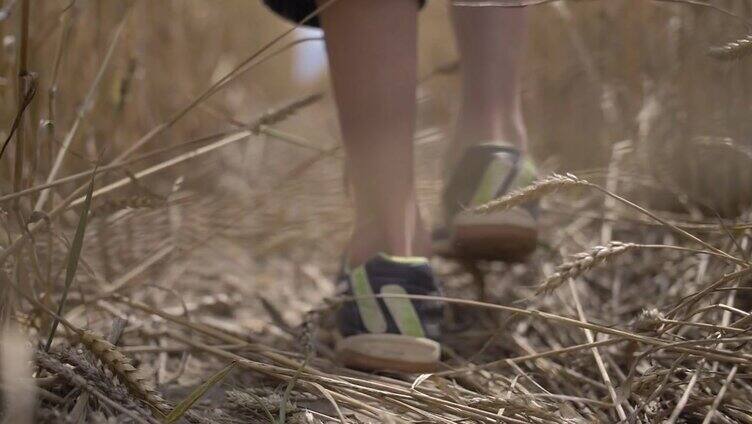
[347,207,430,267]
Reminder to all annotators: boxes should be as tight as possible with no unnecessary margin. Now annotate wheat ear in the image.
[0,269,169,415]
[250,93,323,133]
[36,350,155,424]
[473,173,590,214]
[708,34,752,60]
[60,347,154,418]
[536,242,637,295]
[79,330,171,414]
[475,171,742,266]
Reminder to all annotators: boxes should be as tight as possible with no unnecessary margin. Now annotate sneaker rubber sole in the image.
[434,208,537,262]
[336,333,441,373]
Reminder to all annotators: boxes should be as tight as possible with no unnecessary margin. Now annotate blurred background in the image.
[3,0,752,225]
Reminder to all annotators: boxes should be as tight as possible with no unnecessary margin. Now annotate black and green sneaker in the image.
[434,143,539,261]
[335,254,443,373]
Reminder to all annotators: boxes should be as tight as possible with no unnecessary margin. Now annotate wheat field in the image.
[2,1,752,423]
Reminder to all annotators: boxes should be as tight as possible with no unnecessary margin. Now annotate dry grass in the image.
[2,1,752,423]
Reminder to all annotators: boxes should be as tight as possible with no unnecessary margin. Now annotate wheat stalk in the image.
[250,94,323,134]
[475,171,744,266]
[536,242,638,294]
[33,8,131,211]
[0,88,326,268]
[226,389,286,421]
[538,240,727,296]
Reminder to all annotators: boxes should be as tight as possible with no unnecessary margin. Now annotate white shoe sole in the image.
[336,334,441,373]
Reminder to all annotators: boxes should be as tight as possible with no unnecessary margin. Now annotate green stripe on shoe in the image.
[512,159,537,190]
[469,155,538,207]
[351,266,388,334]
[381,284,425,338]
[470,158,512,207]
[378,253,429,265]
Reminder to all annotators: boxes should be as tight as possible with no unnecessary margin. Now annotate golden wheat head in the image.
[709,34,752,61]
[80,330,170,414]
[473,173,590,214]
[536,242,637,295]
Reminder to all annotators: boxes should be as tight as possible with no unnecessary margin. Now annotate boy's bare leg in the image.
[449,4,528,159]
[319,0,429,266]
[435,5,537,261]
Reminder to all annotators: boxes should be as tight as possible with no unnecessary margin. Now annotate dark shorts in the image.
[263,0,427,28]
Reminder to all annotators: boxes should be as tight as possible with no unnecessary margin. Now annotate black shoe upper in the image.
[336,254,443,341]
